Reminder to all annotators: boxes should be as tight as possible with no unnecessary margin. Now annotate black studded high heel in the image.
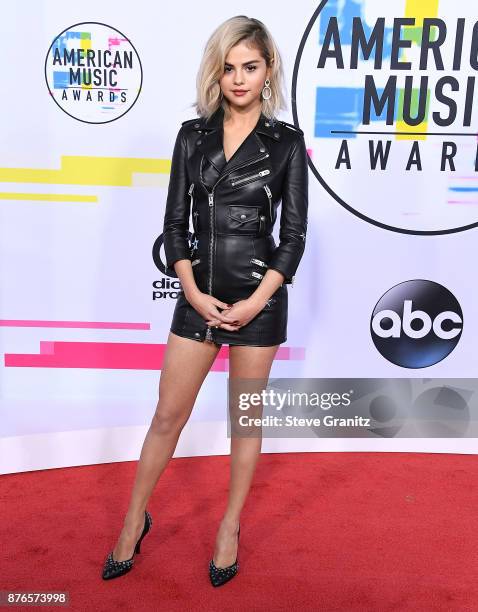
[209,523,240,587]
[102,510,153,580]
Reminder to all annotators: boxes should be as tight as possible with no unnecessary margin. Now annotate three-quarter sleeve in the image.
[268,133,309,284]
[162,126,191,273]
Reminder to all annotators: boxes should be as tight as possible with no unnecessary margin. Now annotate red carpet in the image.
[2,452,477,611]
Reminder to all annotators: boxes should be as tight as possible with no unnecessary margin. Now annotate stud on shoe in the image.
[102,510,153,580]
[209,524,240,587]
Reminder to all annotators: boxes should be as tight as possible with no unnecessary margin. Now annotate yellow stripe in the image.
[404,0,439,24]
[80,38,92,89]
[0,192,98,202]
[397,0,439,139]
[0,156,171,186]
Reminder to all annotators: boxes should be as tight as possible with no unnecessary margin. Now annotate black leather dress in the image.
[162,104,309,346]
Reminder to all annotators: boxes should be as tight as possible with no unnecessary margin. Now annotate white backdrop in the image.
[1,0,477,475]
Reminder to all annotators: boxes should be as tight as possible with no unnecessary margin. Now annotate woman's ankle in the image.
[221,515,240,530]
[124,508,146,527]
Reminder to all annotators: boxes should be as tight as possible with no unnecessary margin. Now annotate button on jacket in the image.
[162,104,309,345]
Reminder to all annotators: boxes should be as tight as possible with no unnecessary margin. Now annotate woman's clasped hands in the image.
[186,290,267,332]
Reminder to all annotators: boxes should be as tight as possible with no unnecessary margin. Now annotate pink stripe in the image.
[288,347,306,360]
[5,341,306,370]
[0,320,150,329]
[41,341,55,355]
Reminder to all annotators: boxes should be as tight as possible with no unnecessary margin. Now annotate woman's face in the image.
[219,40,270,111]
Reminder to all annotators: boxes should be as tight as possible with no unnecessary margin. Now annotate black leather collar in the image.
[185,104,282,141]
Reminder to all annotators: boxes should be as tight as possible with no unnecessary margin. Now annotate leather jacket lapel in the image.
[197,127,226,174]
[196,105,279,187]
[221,131,268,176]
[196,107,224,188]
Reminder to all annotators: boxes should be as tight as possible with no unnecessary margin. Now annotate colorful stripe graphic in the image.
[396,0,439,139]
[315,0,441,140]
[51,30,92,90]
[0,155,170,186]
[0,193,97,202]
[0,320,150,329]
[4,342,306,370]
[404,0,439,25]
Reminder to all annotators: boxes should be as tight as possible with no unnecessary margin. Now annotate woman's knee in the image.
[150,406,189,436]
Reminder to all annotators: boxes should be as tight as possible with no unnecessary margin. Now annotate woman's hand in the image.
[206,296,268,331]
[187,290,235,328]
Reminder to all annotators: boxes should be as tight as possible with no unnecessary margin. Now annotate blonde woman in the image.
[102,15,308,586]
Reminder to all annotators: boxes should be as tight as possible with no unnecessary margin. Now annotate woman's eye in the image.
[224,65,257,73]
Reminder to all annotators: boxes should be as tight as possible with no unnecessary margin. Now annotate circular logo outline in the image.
[44,21,143,125]
[291,1,478,236]
[152,231,194,278]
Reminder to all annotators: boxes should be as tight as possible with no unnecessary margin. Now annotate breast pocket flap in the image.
[228,205,259,223]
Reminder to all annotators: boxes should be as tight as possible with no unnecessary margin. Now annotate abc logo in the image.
[370,280,463,368]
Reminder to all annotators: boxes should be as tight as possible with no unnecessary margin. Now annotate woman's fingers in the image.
[210,308,236,323]
[218,323,240,331]
[205,319,241,331]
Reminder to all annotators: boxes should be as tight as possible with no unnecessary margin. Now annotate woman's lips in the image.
[232,90,248,96]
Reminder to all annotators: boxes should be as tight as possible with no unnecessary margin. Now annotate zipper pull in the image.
[188,183,194,196]
[264,184,272,220]
[208,193,214,207]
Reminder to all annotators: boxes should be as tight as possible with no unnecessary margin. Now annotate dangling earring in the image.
[262,78,272,100]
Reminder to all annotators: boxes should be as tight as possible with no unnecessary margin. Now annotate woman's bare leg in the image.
[112,331,222,561]
[212,344,279,567]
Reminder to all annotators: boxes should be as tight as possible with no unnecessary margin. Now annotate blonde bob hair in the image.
[194,15,287,121]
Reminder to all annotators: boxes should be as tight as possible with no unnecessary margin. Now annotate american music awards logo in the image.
[44,22,143,123]
[294,0,478,235]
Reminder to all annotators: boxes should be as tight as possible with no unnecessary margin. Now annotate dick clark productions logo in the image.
[44,22,143,123]
[294,1,478,234]
[370,280,463,368]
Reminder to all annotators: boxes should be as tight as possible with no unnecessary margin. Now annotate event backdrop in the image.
[1,0,477,474]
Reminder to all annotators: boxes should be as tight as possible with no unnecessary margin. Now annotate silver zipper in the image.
[263,184,272,221]
[203,153,270,342]
[189,183,196,255]
[263,183,293,287]
[206,191,214,342]
[188,183,195,219]
[231,168,270,187]
[251,257,267,267]
[225,153,270,180]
